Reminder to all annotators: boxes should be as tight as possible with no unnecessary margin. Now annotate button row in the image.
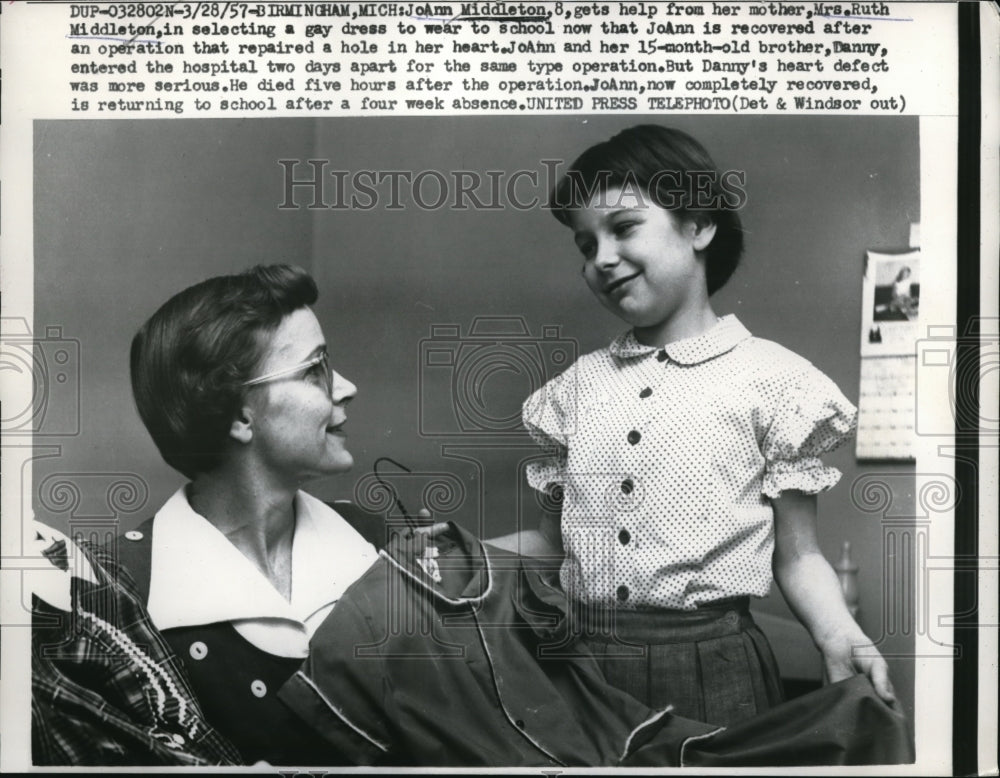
[188,640,268,698]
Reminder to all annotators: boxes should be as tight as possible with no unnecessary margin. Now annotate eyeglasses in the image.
[243,351,332,394]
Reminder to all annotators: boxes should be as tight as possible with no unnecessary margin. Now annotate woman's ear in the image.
[229,406,254,445]
[689,215,717,252]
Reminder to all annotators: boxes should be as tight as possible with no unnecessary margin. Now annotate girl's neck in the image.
[634,302,719,348]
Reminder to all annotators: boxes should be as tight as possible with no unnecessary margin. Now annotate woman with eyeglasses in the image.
[116,264,382,764]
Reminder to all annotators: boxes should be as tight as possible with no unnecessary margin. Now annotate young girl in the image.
[516,125,895,727]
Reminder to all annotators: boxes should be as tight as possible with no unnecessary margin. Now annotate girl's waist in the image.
[569,596,756,644]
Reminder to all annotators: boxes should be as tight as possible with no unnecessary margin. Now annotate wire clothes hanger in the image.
[372,456,418,530]
[371,456,441,582]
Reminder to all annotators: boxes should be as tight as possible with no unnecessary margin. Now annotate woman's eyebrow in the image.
[295,344,327,362]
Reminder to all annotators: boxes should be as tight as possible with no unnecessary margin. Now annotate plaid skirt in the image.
[574,597,785,727]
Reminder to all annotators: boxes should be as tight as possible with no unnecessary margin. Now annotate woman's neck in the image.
[187,472,297,599]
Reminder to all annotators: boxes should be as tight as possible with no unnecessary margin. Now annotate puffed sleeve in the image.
[521,366,576,494]
[761,366,858,499]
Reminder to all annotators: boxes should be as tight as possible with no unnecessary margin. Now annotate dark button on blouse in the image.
[627,430,641,445]
[620,478,634,495]
[616,584,630,602]
[618,528,631,546]
[639,387,653,398]
[656,349,668,362]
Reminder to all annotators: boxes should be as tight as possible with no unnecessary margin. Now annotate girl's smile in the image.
[568,187,719,347]
[603,271,642,295]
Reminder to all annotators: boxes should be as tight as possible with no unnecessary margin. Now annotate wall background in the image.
[32,115,919,722]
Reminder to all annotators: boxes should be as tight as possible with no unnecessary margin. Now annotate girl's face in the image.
[568,187,716,344]
[244,307,357,485]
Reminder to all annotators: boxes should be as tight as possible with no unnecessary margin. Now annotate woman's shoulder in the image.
[326,499,390,550]
[102,516,157,602]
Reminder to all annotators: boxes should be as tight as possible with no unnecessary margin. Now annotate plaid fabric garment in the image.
[31,530,241,766]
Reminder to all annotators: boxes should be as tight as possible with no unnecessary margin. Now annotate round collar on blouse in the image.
[608,314,752,366]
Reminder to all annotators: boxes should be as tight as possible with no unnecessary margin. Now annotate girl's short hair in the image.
[130,264,318,478]
[550,125,745,295]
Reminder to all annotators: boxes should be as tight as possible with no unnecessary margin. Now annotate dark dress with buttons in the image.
[115,504,385,765]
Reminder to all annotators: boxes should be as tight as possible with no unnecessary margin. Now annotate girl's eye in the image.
[613,221,636,236]
[577,242,596,260]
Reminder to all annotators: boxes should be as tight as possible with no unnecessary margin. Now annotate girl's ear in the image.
[229,406,254,445]
[689,215,717,252]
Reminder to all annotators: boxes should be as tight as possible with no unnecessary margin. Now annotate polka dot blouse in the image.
[522,315,857,611]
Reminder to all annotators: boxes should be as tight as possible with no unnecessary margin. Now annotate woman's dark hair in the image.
[130,264,318,478]
[550,125,745,295]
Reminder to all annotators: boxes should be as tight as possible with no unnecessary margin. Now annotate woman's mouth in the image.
[326,421,346,435]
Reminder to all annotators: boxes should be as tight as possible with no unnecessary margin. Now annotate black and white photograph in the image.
[0,2,996,775]
[872,257,919,323]
[860,249,922,356]
[23,114,920,768]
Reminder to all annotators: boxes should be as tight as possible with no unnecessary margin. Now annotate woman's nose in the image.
[331,371,357,404]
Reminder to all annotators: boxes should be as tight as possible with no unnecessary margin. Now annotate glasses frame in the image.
[242,351,331,393]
